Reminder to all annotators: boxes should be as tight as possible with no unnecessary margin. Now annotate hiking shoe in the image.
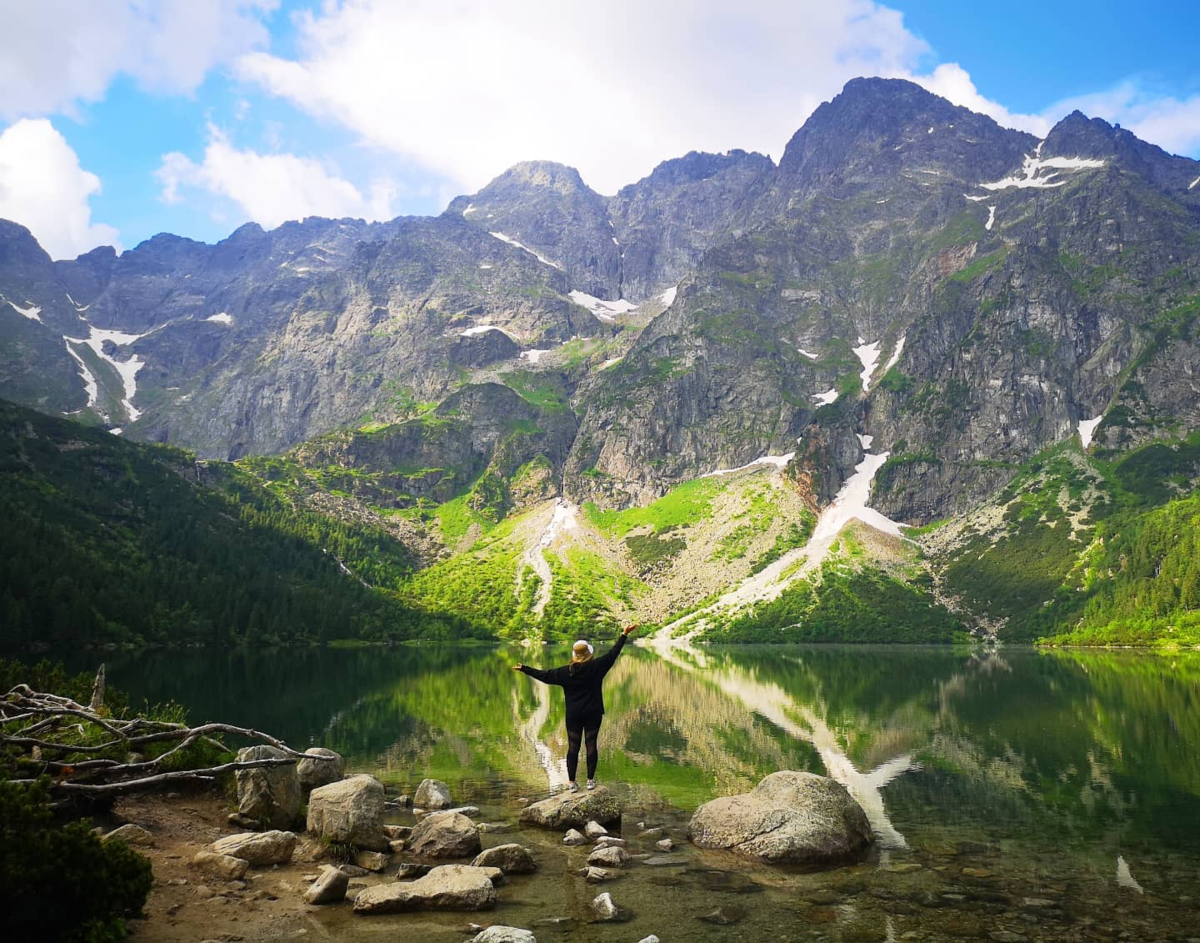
[568,781,580,792]
[586,779,597,791]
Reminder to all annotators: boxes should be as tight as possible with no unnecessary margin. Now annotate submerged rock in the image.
[587,846,631,869]
[688,770,873,865]
[353,850,391,872]
[408,811,482,859]
[307,774,388,851]
[471,843,537,874]
[352,864,497,914]
[414,778,453,810]
[210,830,296,866]
[297,747,344,793]
[698,905,748,925]
[234,745,301,829]
[520,786,621,830]
[578,866,623,883]
[469,928,537,943]
[304,866,349,905]
[590,891,630,922]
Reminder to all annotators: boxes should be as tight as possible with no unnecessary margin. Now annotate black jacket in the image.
[519,635,628,721]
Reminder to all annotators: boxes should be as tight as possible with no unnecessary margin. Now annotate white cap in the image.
[573,640,594,654]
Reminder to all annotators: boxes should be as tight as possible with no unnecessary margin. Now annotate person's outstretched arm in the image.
[593,624,637,673]
[513,663,561,685]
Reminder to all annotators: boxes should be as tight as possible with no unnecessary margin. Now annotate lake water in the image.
[72,642,1200,941]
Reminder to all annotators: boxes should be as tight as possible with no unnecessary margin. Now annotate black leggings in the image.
[565,712,603,781]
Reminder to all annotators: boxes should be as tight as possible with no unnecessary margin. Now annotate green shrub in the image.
[0,779,153,943]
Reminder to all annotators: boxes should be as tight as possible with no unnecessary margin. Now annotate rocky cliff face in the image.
[3,76,1199,536]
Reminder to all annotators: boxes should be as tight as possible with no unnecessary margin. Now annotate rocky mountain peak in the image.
[1042,109,1200,191]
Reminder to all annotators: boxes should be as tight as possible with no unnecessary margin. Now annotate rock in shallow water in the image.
[590,891,630,922]
[687,770,873,865]
[563,829,587,846]
[587,846,631,869]
[408,811,482,859]
[414,778,453,810]
[469,928,537,943]
[352,864,497,914]
[520,786,621,830]
[471,843,537,874]
[304,866,348,905]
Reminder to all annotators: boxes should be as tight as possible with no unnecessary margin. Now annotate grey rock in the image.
[688,770,873,865]
[192,851,249,881]
[352,850,391,872]
[589,891,629,922]
[593,836,625,847]
[655,838,674,851]
[586,846,631,869]
[304,866,349,905]
[643,855,688,867]
[210,831,296,867]
[562,829,587,846]
[578,866,623,883]
[394,862,432,880]
[407,811,481,859]
[638,827,663,839]
[352,864,497,914]
[413,778,453,810]
[478,822,512,834]
[442,805,480,817]
[469,928,538,943]
[382,824,412,840]
[520,786,621,830]
[297,747,344,793]
[637,937,661,943]
[234,745,301,830]
[102,824,154,847]
[471,843,538,874]
[307,774,388,851]
[584,820,608,839]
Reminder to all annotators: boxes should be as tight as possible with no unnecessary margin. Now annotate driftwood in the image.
[2,670,325,797]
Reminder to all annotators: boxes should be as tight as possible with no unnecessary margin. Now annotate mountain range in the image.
[4,77,1200,649]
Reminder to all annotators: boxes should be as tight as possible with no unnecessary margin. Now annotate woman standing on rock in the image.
[514,624,637,793]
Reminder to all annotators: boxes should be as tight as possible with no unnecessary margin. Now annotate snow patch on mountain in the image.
[853,339,882,392]
[703,452,795,478]
[205,312,233,325]
[978,152,1106,191]
[64,325,148,421]
[489,231,562,269]
[5,298,42,322]
[884,336,905,373]
[1078,414,1103,450]
[64,341,99,408]
[813,389,839,405]
[568,290,637,322]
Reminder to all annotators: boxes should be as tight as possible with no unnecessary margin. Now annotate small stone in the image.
[593,836,626,847]
[563,829,587,846]
[638,937,660,943]
[413,778,453,810]
[884,863,923,874]
[587,846,630,869]
[478,823,512,834]
[639,828,663,839]
[382,825,411,840]
[444,806,480,817]
[584,821,608,839]
[697,905,747,925]
[192,851,250,882]
[655,838,674,852]
[468,929,537,943]
[394,863,432,880]
[168,877,188,886]
[103,823,155,846]
[578,866,623,883]
[471,844,537,875]
[590,892,629,922]
[305,866,349,905]
[1021,898,1056,908]
[643,855,688,867]
[353,850,391,872]
[963,867,994,878]
[195,885,214,899]
[338,864,370,877]
[388,840,406,854]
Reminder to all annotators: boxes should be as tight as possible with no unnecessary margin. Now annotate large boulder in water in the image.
[471,843,537,874]
[234,745,301,829]
[519,786,621,830]
[408,811,481,859]
[352,864,498,913]
[687,771,873,865]
[297,747,344,793]
[307,774,389,851]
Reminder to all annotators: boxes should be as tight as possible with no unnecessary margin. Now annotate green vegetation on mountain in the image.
[0,401,462,649]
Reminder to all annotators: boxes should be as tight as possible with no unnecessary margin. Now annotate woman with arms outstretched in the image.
[513,624,637,792]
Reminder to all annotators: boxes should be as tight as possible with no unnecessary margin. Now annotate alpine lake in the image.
[72,642,1200,942]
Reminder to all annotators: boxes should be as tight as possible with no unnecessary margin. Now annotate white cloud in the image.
[0,119,120,260]
[237,0,932,195]
[909,63,1052,138]
[156,125,395,228]
[1048,82,1200,158]
[0,0,277,120]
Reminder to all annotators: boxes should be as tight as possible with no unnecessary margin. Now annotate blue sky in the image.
[1,0,1198,260]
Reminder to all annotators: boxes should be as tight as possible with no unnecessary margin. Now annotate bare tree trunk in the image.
[88,664,106,712]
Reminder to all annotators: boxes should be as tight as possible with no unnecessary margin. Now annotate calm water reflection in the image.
[71,642,1200,939]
